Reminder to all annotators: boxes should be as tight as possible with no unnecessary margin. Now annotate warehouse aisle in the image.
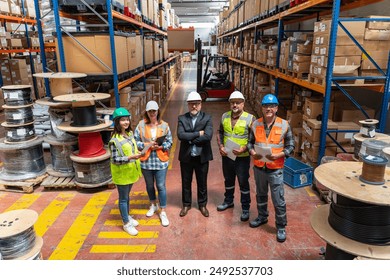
[0,62,326,260]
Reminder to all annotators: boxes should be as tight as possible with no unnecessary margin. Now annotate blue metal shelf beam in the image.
[318,1,390,164]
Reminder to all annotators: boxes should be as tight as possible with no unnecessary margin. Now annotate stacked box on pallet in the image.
[144,37,154,67]
[146,78,162,105]
[309,19,365,85]
[301,117,338,164]
[56,34,129,75]
[238,2,245,26]
[266,44,278,67]
[292,40,312,78]
[360,15,390,78]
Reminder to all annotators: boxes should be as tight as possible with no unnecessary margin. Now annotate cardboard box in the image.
[303,98,334,119]
[313,45,362,56]
[293,61,310,73]
[364,29,390,40]
[302,118,337,143]
[301,135,337,162]
[341,107,375,124]
[313,32,364,46]
[311,55,361,67]
[314,20,366,37]
[366,16,390,30]
[335,122,360,144]
[287,110,303,128]
[167,27,195,52]
[57,34,128,74]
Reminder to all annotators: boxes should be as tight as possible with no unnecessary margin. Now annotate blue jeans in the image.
[142,168,168,208]
[116,184,133,224]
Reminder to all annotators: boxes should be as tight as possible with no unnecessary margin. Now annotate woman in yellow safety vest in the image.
[134,101,173,227]
[109,107,142,236]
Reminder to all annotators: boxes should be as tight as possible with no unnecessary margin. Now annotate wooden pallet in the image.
[40,175,76,189]
[292,71,309,80]
[0,174,47,194]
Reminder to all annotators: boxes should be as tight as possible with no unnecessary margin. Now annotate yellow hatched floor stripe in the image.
[114,199,149,205]
[110,209,148,215]
[90,244,156,253]
[130,191,148,196]
[98,231,159,239]
[105,219,161,226]
[6,194,41,211]
[305,186,316,197]
[48,192,111,260]
[34,193,76,237]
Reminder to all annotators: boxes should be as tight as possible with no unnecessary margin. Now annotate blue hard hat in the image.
[262,94,279,105]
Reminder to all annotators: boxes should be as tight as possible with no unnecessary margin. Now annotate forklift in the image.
[195,38,235,101]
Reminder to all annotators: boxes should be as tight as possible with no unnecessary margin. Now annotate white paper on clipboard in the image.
[225,139,241,161]
[254,144,272,162]
[141,143,153,154]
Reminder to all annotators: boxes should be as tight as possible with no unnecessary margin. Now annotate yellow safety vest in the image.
[109,132,142,185]
[222,111,253,157]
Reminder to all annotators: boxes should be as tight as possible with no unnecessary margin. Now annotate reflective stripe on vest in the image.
[222,111,252,157]
[109,133,142,185]
[253,117,287,169]
[138,120,169,162]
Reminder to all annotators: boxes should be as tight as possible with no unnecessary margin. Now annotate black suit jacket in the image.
[177,111,213,163]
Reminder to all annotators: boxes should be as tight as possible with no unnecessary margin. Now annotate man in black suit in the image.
[177,91,213,217]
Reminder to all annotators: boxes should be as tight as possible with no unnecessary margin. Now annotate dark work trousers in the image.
[253,166,287,229]
[180,156,209,207]
[222,156,251,211]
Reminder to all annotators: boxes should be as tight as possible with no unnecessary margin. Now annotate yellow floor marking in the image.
[34,193,76,237]
[110,209,148,215]
[6,193,41,211]
[129,199,150,205]
[114,199,149,205]
[305,186,316,197]
[130,191,148,196]
[105,219,161,226]
[98,231,159,239]
[90,244,156,253]
[48,192,111,260]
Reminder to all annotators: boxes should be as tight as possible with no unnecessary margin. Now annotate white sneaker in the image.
[159,211,169,227]
[146,204,158,217]
[128,215,139,227]
[123,223,138,236]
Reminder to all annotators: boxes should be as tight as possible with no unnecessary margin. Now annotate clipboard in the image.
[155,135,167,146]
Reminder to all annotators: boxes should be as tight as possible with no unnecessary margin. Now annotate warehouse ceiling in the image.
[168,0,229,24]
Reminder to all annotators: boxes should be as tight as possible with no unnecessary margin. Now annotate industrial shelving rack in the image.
[34,0,178,107]
[0,4,52,98]
[218,0,390,164]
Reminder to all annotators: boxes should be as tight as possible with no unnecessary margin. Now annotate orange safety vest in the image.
[138,119,170,162]
[252,117,288,169]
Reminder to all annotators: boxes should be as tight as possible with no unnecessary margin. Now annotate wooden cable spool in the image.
[44,134,78,177]
[353,133,390,160]
[53,93,112,132]
[1,85,33,106]
[0,137,46,181]
[312,161,390,260]
[359,119,378,138]
[70,150,112,188]
[0,209,43,260]
[359,155,388,185]
[2,104,34,125]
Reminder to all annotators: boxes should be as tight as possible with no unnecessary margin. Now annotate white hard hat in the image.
[187,91,202,102]
[229,90,245,101]
[146,100,159,111]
